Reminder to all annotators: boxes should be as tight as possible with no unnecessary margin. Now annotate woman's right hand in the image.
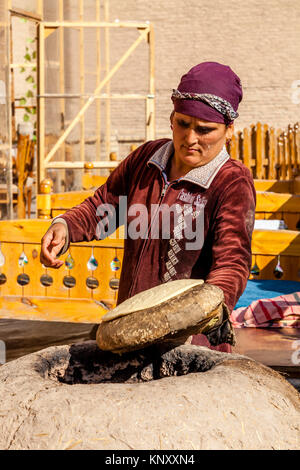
[40,223,67,268]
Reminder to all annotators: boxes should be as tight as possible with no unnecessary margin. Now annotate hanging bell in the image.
[273,259,284,279]
[18,251,28,267]
[87,254,98,271]
[250,262,260,276]
[65,253,75,269]
[110,257,121,272]
[0,246,5,267]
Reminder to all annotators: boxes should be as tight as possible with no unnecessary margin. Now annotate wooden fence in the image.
[227,122,300,180]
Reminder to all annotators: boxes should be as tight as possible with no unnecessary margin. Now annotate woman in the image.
[40,62,256,351]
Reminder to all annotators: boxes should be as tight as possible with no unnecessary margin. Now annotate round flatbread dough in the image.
[97,280,225,354]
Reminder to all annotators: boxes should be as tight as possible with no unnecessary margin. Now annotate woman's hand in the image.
[40,223,67,268]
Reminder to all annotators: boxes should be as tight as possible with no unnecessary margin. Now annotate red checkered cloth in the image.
[230,292,300,328]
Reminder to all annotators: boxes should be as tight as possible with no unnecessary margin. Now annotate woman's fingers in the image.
[40,223,67,268]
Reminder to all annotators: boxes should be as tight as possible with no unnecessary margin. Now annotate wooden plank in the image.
[79,0,85,162]
[37,22,45,187]
[146,23,155,141]
[242,128,250,169]
[9,7,42,21]
[96,0,101,160]
[288,126,293,180]
[268,127,276,179]
[50,190,94,208]
[46,161,118,169]
[254,179,293,193]
[256,191,300,213]
[59,0,66,192]
[255,122,263,179]
[0,219,124,246]
[43,21,150,28]
[282,132,288,180]
[252,229,300,256]
[105,0,111,158]
[0,296,108,323]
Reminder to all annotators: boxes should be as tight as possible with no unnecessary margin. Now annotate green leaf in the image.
[19,67,25,73]
[25,107,31,113]
[26,75,34,83]
[32,51,37,59]
[24,53,31,62]
[32,66,36,72]
[26,38,34,44]
[32,135,37,142]
[30,108,37,115]
[26,90,34,98]
[19,97,27,106]
[23,114,30,122]
[33,84,37,89]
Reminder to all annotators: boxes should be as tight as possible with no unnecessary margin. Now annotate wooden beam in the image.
[37,22,45,187]
[43,21,149,28]
[96,0,101,160]
[59,0,65,191]
[105,0,111,158]
[9,8,42,22]
[79,0,85,162]
[146,23,155,141]
[45,161,119,169]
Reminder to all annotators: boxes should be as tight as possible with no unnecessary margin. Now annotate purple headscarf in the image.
[172,62,243,124]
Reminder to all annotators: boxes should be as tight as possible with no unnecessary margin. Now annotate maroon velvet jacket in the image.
[59,139,256,311]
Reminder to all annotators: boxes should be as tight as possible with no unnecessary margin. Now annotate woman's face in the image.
[171,112,233,172]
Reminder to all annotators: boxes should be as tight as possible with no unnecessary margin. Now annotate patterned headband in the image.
[171,89,239,121]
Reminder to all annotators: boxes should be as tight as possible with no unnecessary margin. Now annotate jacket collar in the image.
[147,140,230,189]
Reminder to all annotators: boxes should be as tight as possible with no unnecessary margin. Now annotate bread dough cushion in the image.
[96,280,226,354]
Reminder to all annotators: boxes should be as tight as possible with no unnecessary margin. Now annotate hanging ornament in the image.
[18,251,28,267]
[87,249,98,271]
[0,245,5,267]
[110,256,121,272]
[273,256,284,279]
[250,257,260,276]
[65,253,75,270]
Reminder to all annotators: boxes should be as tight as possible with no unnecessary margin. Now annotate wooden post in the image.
[229,134,238,160]
[59,0,65,191]
[288,125,294,179]
[37,0,43,18]
[79,0,85,162]
[146,23,155,141]
[109,151,117,174]
[104,0,111,158]
[255,122,263,179]
[6,5,14,219]
[37,22,45,189]
[242,127,250,171]
[294,123,299,175]
[82,162,94,190]
[263,124,269,179]
[38,177,52,219]
[282,131,288,180]
[269,127,276,179]
[96,0,101,160]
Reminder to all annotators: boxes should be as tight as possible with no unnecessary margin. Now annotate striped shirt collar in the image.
[148,140,230,189]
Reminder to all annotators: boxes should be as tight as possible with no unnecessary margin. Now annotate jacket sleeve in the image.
[205,175,256,311]
[59,151,133,244]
